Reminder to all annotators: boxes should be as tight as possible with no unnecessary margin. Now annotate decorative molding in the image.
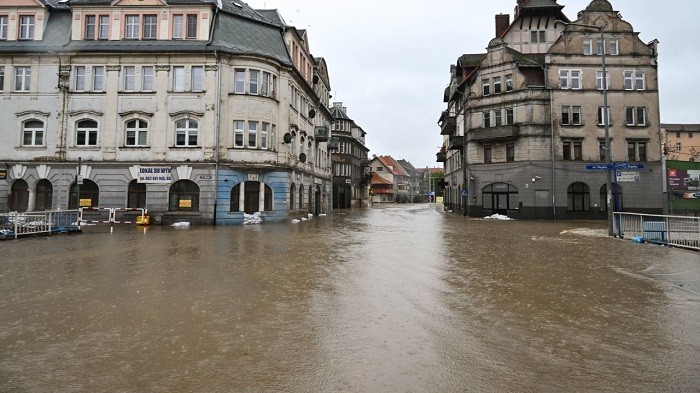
[12,164,27,179]
[169,110,205,118]
[204,65,218,72]
[129,165,140,180]
[36,165,51,179]
[16,111,50,118]
[106,65,121,72]
[177,165,192,181]
[155,65,171,72]
[77,165,92,179]
[68,110,104,117]
[119,110,154,118]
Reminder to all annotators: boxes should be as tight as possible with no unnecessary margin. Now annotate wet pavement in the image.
[0,204,698,392]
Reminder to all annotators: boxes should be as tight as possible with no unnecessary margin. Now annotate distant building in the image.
[662,124,700,162]
[369,155,410,203]
[438,0,663,218]
[0,0,333,224]
[329,102,370,208]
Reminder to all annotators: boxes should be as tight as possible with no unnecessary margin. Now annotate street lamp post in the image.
[556,20,614,236]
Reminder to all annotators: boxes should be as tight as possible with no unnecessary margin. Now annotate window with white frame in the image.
[142,66,154,91]
[93,66,104,91]
[85,15,109,39]
[172,66,185,92]
[74,66,87,91]
[598,140,612,161]
[608,39,619,55]
[249,70,259,95]
[172,15,184,39]
[76,119,98,146]
[261,122,269,149]
[142,14,157,39]
[176,118,198,146]
[562,139,583,161]
[0,15,7,39]
[561,105,582,125]
[597,106,612,126]
[0,67,4,91]
[14,66,31,91]
[99,15,109,39]
[234,69,245,94]
[505,108,514,125]
[125,119,148,146]
[482,78,490,96]
[624,70,645,90]
[234,120,244,147]
[493,76,502,94]
[675,142,682,152]
[261,72,270,96]
[125,15,139,39]
[22,120,44,146]
[494,109,502,126]
[483,111,491,128]
[85,15,96,39]
[583,38,593,55]
[186,14,197,39]
[559,69,581,89]
[530,30,546,43]
[596,71,610,90]
[19,15,34,40]
[248,121,258,148]
[625,106,647,127]
[191,66,204,92]
[627,140,647,161]
[505,74,513,92]
[123,66,135,91]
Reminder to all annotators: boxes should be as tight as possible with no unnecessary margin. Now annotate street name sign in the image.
[586,163,646,171]
[616,171,640,182]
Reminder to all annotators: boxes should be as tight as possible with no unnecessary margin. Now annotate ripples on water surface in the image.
[0,204,698,392]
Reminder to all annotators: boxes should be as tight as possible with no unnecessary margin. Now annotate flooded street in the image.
[1,204,698,392]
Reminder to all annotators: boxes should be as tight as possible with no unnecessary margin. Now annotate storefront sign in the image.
[668,169,700,190]
[179,199,192,208]
[138,166,172,183]
[79,198,92,207]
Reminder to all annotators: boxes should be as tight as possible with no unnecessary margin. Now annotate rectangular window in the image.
[598,106,611,126]
[530,30,546,43]
[628,141,647,161]
[191,66,204,92]
[484,145,492,163]
[125,15,139,39]
[505,74,513,92]
[173,15,184,39]
[19,15,34,40]
[85,15,96,39]
[93,66,104,92]
[506,143,515,162]
[483,111,491,128]
[142,66,154,91]
[234,69,245,93]
[14,66,31,91]
[75,66,86,91]
[505,108,514,125]
[583,39,593,55]
[23,121,44,146]
[563,140,583,161]
[625,106,647,126]
[599,140,607,161]
[99,15,109,39]
[482,78,490,96]
[559,70,581,89]
[261,72,270,96]
[123,66,135,91]
[675,142,682,152]
[596,71,610,90]
[234,120,244,147]
[261,122,268,149]
[249,70,259,94]
[493,76,502,94]
[635,71,645,90]
[0,67,4,91]
[142,14,157,39]
[248,121,257,148]
[609,39,619,55]
[186,14,197,39]
[561,105,582,125]
[173,66,185,92]
[0,15,7,39]
[494,109,502,126]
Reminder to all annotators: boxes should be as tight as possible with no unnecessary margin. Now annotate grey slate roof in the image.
[329,105,351,121]
[0,10,71,53]
[209,12,291,66]
[521,0,564,9]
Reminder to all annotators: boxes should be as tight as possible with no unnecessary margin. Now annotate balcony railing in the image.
[440,115,457,136]
[436,152,447,162]
[468,124,520,143]
[448,135,464,150]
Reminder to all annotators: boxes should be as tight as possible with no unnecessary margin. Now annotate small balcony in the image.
[448,135,464,150]
[436,152,447,162]
[314,126,329,142]
[440,115,457,136]
[468,124,520,143]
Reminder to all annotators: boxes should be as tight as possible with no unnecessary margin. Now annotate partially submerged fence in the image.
[614,212,700,251]
[0,210,81,239]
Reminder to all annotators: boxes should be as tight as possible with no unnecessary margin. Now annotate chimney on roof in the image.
[495,14,510,38]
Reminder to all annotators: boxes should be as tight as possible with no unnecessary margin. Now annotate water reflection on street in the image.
[0,204,698,392]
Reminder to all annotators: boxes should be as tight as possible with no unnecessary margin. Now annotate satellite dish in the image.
[299,153,307,163]
[283,133,292,144]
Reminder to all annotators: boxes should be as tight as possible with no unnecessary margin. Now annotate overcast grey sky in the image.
[245,0,700,168]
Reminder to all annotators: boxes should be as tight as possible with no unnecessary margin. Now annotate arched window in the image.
[290,183,295,210]
[230,181,273,213]
[175,118,198,146]
[482,183,519,213]
[169,180,199,211]
[76,119,98,146]
[298,185,303,210]
[9,179,29,212]
[23,120,44,146]
[128,180,147,208]
[567,182,590,211]
[600,184,623,211]
[125,119,148,146]
[35,179,53,211]
[69,179,99,208]
[308,185,313,212]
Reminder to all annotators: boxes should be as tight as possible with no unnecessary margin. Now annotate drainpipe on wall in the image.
[547,70,556,220]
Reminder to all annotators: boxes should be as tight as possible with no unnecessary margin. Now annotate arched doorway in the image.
[567,182,590,211]
[230,181,273,214]
[69,179,99,208]
[169,180,199,211]
[9,179,29,212]
[35,179,53,211]
[482,183,519,215]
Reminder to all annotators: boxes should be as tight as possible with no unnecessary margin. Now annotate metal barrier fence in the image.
[78,207,147,232]
[614,212,700,251]
[1,210,81,239]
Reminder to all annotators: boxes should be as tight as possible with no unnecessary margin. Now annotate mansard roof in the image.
[329,105,352,121]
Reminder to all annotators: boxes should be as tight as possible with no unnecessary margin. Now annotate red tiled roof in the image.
[377,155,409,176]
[371,172,392,185]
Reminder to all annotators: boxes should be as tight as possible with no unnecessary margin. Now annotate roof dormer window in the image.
[19,15,35,40]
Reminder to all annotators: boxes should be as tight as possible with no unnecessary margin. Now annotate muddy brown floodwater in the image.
[0,204,698,392]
